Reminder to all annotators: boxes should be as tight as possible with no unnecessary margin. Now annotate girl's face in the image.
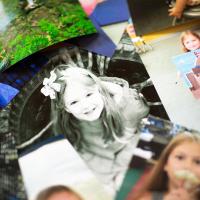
[164,141,200,189]
[183,34,200,51]
[64,81,104,121]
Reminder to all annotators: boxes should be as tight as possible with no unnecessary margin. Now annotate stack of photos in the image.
[1,1,200,199]
[0,0,96,71]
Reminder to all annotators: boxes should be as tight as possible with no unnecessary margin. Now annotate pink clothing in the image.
[79,0,106,15]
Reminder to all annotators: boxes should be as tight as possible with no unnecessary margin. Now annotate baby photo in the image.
[128,0,200,35]
[137,24,200,132]
[173,46,200,99]
[2,33,170,197]
[0,0,96,71]
[18,136,112,200]
[116,115,200,200]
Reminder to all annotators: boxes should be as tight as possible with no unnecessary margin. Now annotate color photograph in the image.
[128,0,200,35]
[19,137,112,200]
[116,116,199,200]
[0,0,96,71]
[173,48,200,99]
[137,24,200,131]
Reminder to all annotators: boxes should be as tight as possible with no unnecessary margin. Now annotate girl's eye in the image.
[70,101,78,106]
[175,155,184,160]
[86,93,93,97]
[194,159,200,165]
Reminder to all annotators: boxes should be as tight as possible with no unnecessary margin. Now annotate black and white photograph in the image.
[2,33,169,198]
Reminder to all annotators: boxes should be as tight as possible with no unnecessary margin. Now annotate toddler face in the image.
[64,82,104,121]
[164,141,200,189]
[183,34,200,51]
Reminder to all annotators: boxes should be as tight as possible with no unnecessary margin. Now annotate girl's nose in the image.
[80,98,92,110]
[183,159,193,170]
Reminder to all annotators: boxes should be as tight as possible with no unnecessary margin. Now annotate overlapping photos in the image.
[1,0,200,200]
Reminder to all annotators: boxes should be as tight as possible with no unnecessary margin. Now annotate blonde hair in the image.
[180,30,200,52]
[132,132,200,200]
[51,64,124,150]
[36,185,83,200]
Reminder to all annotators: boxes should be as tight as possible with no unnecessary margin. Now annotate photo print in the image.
[19,136,113,200]
[5,32,169,197]
[173,47,200,99]
[128,0,200,35]
[79,0,130,26]
[0,0,96,71]
[0,107,27,200]
[116,115,200,200]
[136,24,200,132]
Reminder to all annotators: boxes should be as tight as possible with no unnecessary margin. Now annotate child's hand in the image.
[164,187,194,200]
[168,7,183,18]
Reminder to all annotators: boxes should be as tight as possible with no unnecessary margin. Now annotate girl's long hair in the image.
[180,30,200,52]
[51,64,124,150]
[131,132,200,200]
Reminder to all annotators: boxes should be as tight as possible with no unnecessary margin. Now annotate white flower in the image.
[40,71,61,99]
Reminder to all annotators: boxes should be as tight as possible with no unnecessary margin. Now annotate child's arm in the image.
[169,0,188,18]
[120,88,149,129]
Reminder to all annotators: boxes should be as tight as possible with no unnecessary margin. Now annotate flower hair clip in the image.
[41,70,61,99]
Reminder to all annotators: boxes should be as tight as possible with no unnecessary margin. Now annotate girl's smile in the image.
[64,82,104,121]
[183,35,200,51]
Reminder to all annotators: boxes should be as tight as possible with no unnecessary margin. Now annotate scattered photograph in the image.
[137,24,200,131]
[3,33,169,197]
[116,115,200,200]
[19,136,113,200]
[128,0,200,35]
[0,0,96,71]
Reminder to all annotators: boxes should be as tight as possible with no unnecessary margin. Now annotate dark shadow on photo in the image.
[128,0,199,35]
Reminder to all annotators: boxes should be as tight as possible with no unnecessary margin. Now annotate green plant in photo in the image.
[0,0,96,68]
[38,19,59,40]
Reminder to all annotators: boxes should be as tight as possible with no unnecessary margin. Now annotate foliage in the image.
[1,1,96,67]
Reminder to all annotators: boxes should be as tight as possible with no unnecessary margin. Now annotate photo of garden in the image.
[0,0,96,71]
